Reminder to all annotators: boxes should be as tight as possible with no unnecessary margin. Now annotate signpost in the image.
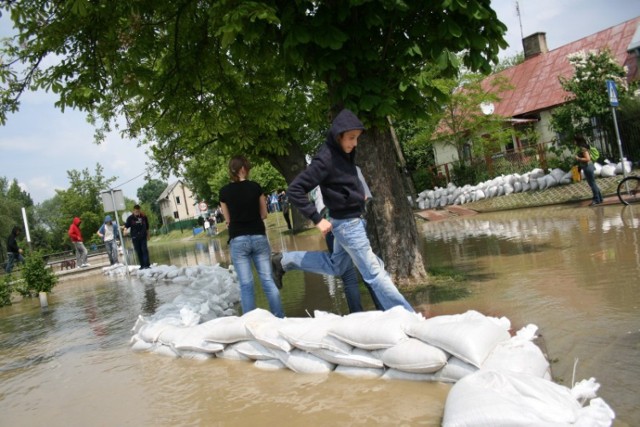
[606,79,627,179]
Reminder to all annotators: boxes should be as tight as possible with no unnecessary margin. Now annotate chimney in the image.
[523,32,548,60]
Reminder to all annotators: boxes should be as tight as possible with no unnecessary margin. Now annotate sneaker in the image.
[271,252,285,290]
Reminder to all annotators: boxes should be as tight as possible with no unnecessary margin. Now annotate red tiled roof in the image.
[485,16,640,117]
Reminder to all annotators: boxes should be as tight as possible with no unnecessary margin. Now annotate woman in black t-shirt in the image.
[219,156,284,317]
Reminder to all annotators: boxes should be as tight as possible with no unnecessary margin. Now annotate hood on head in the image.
[329,109,365,145]
[105,215,112,223]
[73,217,81,226]
[11,226,20,235]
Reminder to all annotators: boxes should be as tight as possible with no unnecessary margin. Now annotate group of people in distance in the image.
[4,204,150,274]
[66,205,151,270]
[220,109,415,317]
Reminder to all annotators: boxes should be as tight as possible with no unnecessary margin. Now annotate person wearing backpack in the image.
[575,135,603,206]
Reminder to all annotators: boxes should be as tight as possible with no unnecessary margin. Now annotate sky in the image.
[1,0,640,204]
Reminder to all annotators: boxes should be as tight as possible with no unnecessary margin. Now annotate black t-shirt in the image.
[219,180,266,239]
[125,213,149,240]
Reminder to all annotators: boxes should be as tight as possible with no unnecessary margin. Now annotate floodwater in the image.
[1,204,639,426]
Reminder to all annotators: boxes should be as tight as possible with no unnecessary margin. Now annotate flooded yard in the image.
[1,204,638,426]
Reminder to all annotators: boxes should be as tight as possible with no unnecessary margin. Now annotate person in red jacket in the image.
[68,217,89,268]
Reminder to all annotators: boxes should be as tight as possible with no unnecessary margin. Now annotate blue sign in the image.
[606,79,619,107]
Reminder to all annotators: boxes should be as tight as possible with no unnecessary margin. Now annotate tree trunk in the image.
[358,126,428,287]
[267,144,312,232]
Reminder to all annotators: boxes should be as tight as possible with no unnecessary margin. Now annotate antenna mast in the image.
[515,0,524,40]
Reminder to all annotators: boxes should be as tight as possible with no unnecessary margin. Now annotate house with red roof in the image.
[433,16,640,170]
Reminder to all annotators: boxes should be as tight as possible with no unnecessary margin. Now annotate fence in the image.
[160,218,201,234]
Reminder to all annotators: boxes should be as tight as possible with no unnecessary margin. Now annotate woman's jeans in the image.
[583,162,603,203]
[282,217,414,312]
[230,234,284,318]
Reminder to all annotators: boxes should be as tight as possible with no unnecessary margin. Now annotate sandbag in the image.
[311,347,383,369]
[482,324,550,379]
[273,349,335,374]
[334,365,384,379]
[405,310,510,368]
[201,309,275,344]
[380,338,448,374]
[328,306,420,350]
[254,359,286,371]
[442,370,615,427]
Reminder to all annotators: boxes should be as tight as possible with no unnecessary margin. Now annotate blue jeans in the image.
[105,239,118,265]
[132,237,150,268]
[282,217,414,312]
[5,252,25,273]
[583,162,603,203]
[325,232,382,312]
[229,234,284,318]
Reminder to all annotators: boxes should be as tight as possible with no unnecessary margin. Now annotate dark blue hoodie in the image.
[287,109,366,224]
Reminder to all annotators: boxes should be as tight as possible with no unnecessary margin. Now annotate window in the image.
[173,211,179,219]
[175,196,181,205]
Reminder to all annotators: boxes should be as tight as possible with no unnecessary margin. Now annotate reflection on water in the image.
[422,204,640,427]
[1,206,639,426]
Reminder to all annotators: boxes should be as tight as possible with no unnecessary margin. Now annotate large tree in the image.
[0,1,507,285]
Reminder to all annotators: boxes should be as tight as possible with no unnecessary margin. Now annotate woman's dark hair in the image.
[574,135,589,149]
[228,156,251,182]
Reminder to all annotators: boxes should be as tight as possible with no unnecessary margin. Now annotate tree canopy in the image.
[0,0,508,283]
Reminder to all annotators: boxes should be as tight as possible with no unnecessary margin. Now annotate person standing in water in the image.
[219,156,284,318]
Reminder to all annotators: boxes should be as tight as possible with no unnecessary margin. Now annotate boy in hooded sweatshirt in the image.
[272,109,414,312]
[68,217,89,268]
[97,215,119,265]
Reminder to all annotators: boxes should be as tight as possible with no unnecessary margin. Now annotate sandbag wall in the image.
[417,160,632,210]
[123,265,614,425]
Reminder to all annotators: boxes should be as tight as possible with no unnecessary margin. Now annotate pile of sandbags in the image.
[131,305,551,382]
[123,264,241,333]
[417,160,632,210]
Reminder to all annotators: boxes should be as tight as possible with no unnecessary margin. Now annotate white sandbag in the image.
[442,370,615,427]
[550,168,566,182]
[215,343,251,361]
[482,324,550,379]
[529,178,539,191]
[130,336,154,352]
[405,310,510,367]
[436,357,478,382]
[311,347,384,368]
[594,162,602,176]
[503,183,514,195]
[150,344,181,358]
[233,340,276,360]
[522,181,531,192]
[600,164,616,177]
[475,189,486,201]
[273,349,335,374]
[544,174,558,188]
[513,181,522,193]
[530,168,545,179]
[615,160,632,175]
[328,306,420,350]
[254,359,286,371]
[174,329,225,354]
[178,350,214,360]
[245,318,298,352]
[201,309,276,344]
[380,338,448,374]
[278,317,352,354]
[537,176,547,190]
[334,365,384,379]
[381,369,435,382]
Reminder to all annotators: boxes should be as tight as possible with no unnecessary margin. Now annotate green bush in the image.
[21,251,58,295]
[0,274,13,306]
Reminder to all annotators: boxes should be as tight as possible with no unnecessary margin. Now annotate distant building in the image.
[433,16,640,173]
[156,180,197,221]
